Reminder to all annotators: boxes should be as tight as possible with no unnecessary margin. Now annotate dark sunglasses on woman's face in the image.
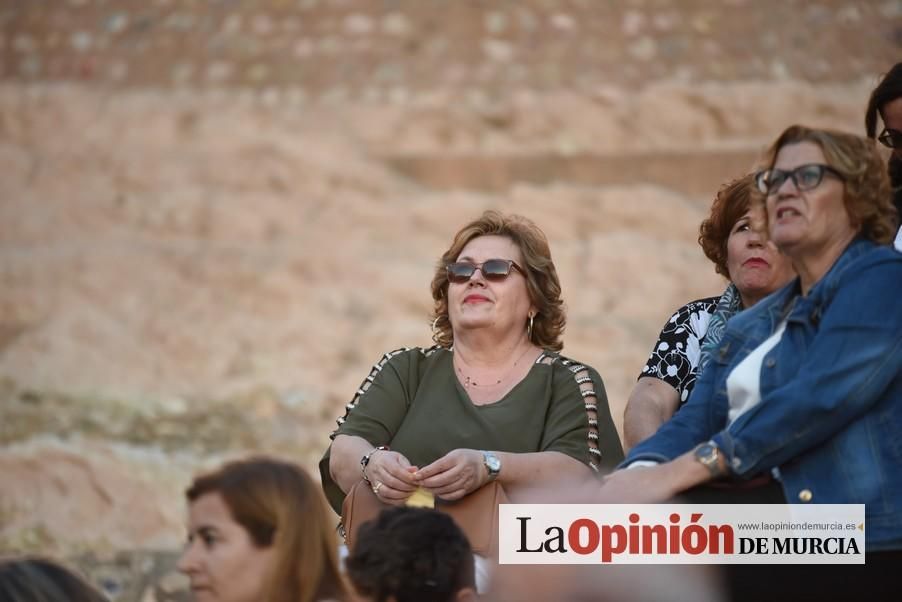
[878,128,902,149]
[446,259,526,284]
[754,164,845,196]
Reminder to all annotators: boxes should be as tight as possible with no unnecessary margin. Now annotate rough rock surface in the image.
[1,1,898,600]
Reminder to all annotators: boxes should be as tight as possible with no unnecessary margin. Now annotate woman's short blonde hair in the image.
[757,125,897,244]
[430,210,566,351]
[186,457,349,602]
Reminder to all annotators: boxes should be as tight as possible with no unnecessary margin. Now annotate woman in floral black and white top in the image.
[623,174,795,451]
[638,296,719,404]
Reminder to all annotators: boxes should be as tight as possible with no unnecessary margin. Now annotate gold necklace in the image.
[454,345,536,388]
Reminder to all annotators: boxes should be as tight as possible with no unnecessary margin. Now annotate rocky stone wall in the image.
[1,2,899,600]
[4,0,900,91]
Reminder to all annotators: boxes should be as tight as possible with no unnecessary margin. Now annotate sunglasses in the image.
[878,128,902,149]
[754,164,844,196]
[446,259,526,284]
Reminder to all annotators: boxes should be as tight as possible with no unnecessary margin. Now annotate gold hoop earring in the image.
[431,316,445,344]
[527,313,535,341]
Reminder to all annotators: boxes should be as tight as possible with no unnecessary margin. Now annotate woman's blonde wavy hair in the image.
[429,210,566,351]
[755,125,897,244]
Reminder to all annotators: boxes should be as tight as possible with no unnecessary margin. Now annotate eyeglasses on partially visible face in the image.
[878,128,902,150]
[446,259,526,284]
[754,164,845,196]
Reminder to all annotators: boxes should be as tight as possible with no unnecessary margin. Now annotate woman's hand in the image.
[364,449,420,505]
[414,449,488,501]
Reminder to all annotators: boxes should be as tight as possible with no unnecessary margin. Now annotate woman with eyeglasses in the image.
[320,210,623,531]
[865,61,902,250]
[598,125,902,597]
[623,173,795,451]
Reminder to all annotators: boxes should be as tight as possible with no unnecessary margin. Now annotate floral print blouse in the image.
[638,296,719,403]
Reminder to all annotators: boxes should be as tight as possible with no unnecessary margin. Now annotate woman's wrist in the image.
[669,450,721,491]
[360,445,390,484]
[481,450,502,484]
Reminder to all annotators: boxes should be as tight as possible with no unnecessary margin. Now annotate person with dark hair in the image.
[177,456,351,602]
[865,61,902,249]
[601,125,901,598]
[623,174,794,450]
[346,507,477,602]
[0,556,108,602]
[321,210,622,521]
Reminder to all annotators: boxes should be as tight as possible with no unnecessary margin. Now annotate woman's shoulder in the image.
[843,240,902,276]
[652,296,719,337]
[369,345,449,368]
[820,238,902,293]
[539,350,605,384]
[819,242,902,307]
[668,296,720,320]
[538,351,616,470]
[538,349,590,367]
[350,347,450,393]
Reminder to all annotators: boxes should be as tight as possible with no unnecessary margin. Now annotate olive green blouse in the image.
[319,346,623,514]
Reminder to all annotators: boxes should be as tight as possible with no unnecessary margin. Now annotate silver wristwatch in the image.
[482,451,501,481]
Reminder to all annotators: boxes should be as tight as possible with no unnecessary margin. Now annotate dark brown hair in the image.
[429,210,566,351]
[757,125,896,245]
[186,456,350,602]
[865,62,902,138]
[698,173,758,278]
[0,557,107,602]
[346,507,475,602]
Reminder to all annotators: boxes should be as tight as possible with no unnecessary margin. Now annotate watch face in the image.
[694,443,720,475]
[695,443,720,465]
[696,444,716,460]
[485,453,501,472]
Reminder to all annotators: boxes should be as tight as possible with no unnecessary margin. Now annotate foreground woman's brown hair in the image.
[183,456,350,602]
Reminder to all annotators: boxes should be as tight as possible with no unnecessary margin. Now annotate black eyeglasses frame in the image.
[754,163,845,196]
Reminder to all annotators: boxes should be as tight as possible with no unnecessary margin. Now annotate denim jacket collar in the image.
[762,236,875,327]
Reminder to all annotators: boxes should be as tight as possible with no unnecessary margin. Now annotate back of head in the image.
[0,557,108,602]
[346,507,476,602]
[759,125,896,244]
[186,456,348,602]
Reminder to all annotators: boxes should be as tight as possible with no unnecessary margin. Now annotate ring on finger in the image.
[372,481,384,495]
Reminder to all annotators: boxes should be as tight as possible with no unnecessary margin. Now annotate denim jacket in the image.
[627,238,902,550]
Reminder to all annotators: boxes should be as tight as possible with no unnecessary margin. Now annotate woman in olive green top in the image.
[320,211,623,515]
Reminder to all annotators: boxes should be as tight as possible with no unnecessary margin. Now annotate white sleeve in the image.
[624,460,661,469]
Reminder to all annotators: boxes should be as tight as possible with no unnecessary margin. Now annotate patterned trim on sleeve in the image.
[538,352,602,473]
[329,346,443,439]
[638,297,718,403]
